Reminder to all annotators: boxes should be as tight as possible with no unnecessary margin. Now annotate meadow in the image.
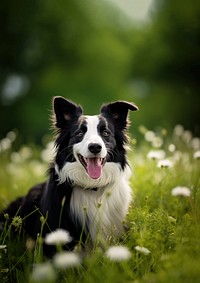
[0,125,200,283]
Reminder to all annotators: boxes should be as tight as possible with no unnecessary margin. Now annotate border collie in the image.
[0,97,138,255]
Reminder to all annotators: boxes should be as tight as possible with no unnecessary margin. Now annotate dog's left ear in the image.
[100,101,138,130]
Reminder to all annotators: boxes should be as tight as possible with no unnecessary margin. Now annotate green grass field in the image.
[0,125,200,283]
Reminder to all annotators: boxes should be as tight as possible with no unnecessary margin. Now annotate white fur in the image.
[70,164,132,242]
[56,114,133,243]
[57,161,132,242]
[58,115,108,185]
[73,115,107,160]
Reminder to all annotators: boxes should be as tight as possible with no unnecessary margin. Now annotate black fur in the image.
[0,97,138,256]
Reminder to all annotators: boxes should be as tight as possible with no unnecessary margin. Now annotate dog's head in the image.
[53,96,138,184]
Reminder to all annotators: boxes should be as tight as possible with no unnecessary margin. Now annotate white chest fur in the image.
[69,164,132,242]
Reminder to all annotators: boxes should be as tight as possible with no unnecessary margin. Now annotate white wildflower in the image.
[105,246,131,262]
[183,130,192,143]
[29,160,46,177]
[147,150,165,160]
[19,146,33,160]
[0,137,12,152]
[53,251,81,269]
[135,245,151,255]
[171,186,191,197]
[31,262,56,282]
[10,152,22,163]
[152,136,163,148]
[168,216,176,223]
[6,131,17,142]
[172,151,182,162]
[174,124,184,136]
[168,144,176,153]
[191,138,200,150]
[157,159,173,168]
[26,238,36,250]
[145,131,155,142]
[44,229,72,246]
[0,245,7,253]
[41,141,56,163]
[139,125,147,134]
[0,245,7,250]
[194,151,200,160]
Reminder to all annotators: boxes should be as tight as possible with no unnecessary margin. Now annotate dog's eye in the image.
[76,131,84,138]
[102,130,110,137]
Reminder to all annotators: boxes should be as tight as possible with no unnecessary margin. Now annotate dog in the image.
[0,97,138,256]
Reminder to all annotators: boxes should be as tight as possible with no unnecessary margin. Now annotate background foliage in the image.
[0,0,199,142]
[0,1,200,281]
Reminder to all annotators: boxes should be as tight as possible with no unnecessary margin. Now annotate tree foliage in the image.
[0,0,199,141]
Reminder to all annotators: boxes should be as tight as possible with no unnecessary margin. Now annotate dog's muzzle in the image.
[78,154,106,179]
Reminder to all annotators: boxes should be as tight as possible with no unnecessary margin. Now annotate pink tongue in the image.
[86,158,102,179]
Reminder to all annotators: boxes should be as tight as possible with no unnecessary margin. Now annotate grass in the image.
[0,125,200,283]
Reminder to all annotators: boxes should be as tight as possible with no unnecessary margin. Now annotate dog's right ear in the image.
[53,96,83,128]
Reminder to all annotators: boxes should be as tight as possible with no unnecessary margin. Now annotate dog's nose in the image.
[88,143,102,154]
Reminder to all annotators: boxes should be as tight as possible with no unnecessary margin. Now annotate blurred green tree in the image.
[0,0,133,142]
[0,0,199,142]
[129,0,200,133]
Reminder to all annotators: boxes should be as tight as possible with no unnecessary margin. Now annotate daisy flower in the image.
[194,150,200,160]
[171,186,191,197]
[53,251,81,269]
[147,150,165,160]
[135,245,151,255]
[152,136,163,148]
[145,131,155,142]
[157,159,173,168]
[40,141,56,163]
[0,245,7,250]
[191,138,200,150]
[105,246,131,262]
[168,144,176,153]
[31,263,56,282]
[44,229,72,246]
[174,124,184,136]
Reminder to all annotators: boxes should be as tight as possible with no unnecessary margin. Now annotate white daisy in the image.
[0,245,7,250]
[152,136,163,148]
[145,131,156,142]
[191,138,200,150]
[147,150,166,160]
[53,251,81,269]
[105,246,131,262]
[44,229,72,246]
[157,159,173,168]
[41,141,56,163]
[174,124,184,136]
[168,144,176,153]
[171,186,191,197]
[194,150,200,160]
[168,216,176,223]
[135,245,151,255]
[31,263,56,282]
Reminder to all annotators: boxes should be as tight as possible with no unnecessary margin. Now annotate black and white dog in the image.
[0,97,138,255]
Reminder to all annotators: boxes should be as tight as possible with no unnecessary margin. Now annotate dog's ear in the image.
[53,96,83,128]
[100,101,138,130]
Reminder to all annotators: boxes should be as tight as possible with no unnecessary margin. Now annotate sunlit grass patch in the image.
[0,125,200,283]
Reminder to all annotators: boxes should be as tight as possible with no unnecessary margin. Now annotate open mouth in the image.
[78,154,106,179]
